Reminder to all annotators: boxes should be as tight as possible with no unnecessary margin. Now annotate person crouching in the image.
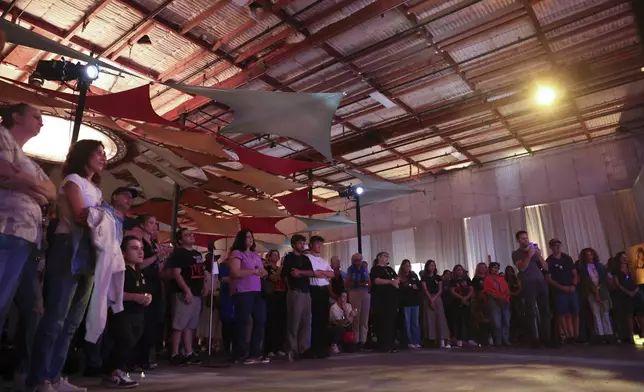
[102,236,151,389]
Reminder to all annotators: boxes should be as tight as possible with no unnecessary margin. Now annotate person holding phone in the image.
[512,230,551,348]
[167,228,205,365]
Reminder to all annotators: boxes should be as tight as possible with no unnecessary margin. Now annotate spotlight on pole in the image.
[33,59,101,144]
[339,184,364,253]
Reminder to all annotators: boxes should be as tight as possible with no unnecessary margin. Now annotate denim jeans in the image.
[232,291,266,359]
[0,233,37,333]
[27,234,95,386]
[487,300,511,345]
[403,305,421,345]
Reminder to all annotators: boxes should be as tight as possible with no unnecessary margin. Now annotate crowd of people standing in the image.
[2,103,644,392]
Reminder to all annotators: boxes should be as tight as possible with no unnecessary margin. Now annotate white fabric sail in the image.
[170,84,343,161]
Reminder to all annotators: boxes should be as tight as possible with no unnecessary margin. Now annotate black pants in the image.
[220,318,236,356]
[522,279,551,342]
[373,297,398,351]
[264,291,287,354]
[310,286,330,356]
[105,311,144,373]
[133,292,160,365]
[453,305,472,341]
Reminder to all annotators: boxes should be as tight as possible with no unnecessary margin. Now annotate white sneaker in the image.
[267,352,276,357]
[414,344,422,348]
[456,340,463,348]
[102,369,139,389]
[36,381,57,392]
[276,351,286,356]
[443,343,452,349]
[408,344,416,349]
[331,344,340,354]
[468,340,478,347]
[53,377,87,392]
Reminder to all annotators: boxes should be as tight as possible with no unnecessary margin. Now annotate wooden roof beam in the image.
[180,0,228,35]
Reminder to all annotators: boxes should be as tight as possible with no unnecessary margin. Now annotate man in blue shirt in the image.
[345,253,370,348]
[546,238,579,344]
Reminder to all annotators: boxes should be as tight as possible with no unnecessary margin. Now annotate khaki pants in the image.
[286,290,311,354]
[424,296,450,340]
[348,290,371,344]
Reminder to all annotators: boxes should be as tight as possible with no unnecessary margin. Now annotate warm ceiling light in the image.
[534,85,557,106]
[23,115,119,163]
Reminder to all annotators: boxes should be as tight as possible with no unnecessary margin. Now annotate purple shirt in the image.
[230,249,262,294]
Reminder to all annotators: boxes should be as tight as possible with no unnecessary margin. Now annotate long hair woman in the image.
[29,140,106,391]
[398,259,421,348]
[612,251,644,343]
[228,229,269,364]
[504,265,524,344]
[484,262,511,346]
[579,248,613,342]
[450,264,476,347]
[370,252,399,352]
[421,260,451,348]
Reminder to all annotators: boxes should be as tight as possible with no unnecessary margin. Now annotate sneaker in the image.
[185,352,204,365]
[407,344,416,349]
[102,370,139,389]
[258,356,271,364]
[53,377,87,392]
[276,351,286,356]
[243,357,257,365]
[141,363,158,370]
[331,344,340,354]
[267,352,276,357]
[443,343,452,349]
[170,354,186,366]
[456,340,463,348]
[467,340,478,347]
[35,381,57,392]
[414,344,422,348]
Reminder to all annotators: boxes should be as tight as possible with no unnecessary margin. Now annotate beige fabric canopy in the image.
[208,166,299,196]
[126,163,175,200]
[123,120,229,158]
[214,193,286,217]
[182,207,239,235]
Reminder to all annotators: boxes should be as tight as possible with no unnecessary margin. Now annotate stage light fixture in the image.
[534,84,557,106]
[34,59,100,83]
[84,64,99,81]
[355,186,364,195]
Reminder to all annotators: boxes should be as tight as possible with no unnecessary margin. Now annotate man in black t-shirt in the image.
[167,228,205,365]
[281,234,315,361]
[546,238,579,342]
[103,236,150,389]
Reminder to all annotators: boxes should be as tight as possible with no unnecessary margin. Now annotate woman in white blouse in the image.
[28,139,106,392]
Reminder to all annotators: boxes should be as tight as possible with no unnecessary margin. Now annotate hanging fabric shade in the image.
[219,138,326,176]
[126,163,175,200]
[168,147,229,167]
[348,170,419,206]
[130,201,175,225]
[200,170,258,197]
[275,188,335,216]
[214,193,286,217]
[169,84,343,161]
[182,207,239,235]
[296,213,356,231]
[209,166,299,196]
[239,217,286,235]
[180,189,229,214]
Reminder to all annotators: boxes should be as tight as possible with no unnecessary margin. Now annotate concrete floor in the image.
[5,346,644,391]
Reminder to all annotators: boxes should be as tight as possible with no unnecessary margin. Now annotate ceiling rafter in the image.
[180,0,228,35]
[521,0,592,141]
[400,5,533,155]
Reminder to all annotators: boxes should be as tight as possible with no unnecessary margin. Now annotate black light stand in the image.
[340,185,365,254]
[70,78,90,144]
[201,242,230,368]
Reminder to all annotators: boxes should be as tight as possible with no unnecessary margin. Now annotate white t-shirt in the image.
[55,174,102,233]
[308,254,332,286]
[329,301,353,325]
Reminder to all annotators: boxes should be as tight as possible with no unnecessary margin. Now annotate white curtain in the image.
[415,219,467,273]
[596,190,644,256]
[490,211,514,269]
[370,232,393,267]
[322,235,371,271]
[525,203,568,254]
[464,214,496,275]
[560,196,610,263]
[392,228,417,272]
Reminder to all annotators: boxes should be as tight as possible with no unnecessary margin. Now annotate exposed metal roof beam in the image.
[180,0,228,35]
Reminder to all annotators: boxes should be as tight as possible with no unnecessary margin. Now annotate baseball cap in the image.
[548,238,562,246]
[112,187,139,199]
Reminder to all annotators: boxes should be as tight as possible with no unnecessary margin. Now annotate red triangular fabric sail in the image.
[239,217,285,235]
[219,138,326,176]
[193,233,228,248]
[276,188,335,216]
[129,201,175,225]
[13,80,182,129]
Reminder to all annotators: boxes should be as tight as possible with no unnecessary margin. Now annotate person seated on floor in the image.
[103,236,151,389]
[329,291,356,354]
